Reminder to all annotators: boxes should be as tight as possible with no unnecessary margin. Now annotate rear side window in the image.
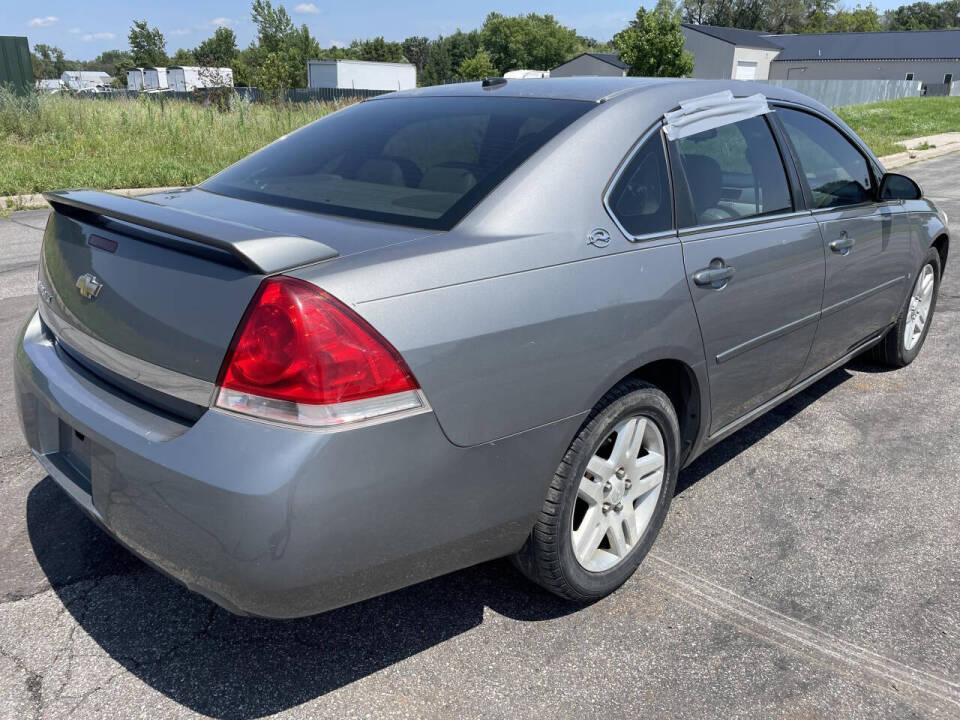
[202,96,592,231]
[607,133,672,237]
[777,108,872,209]
[668,115,793,228]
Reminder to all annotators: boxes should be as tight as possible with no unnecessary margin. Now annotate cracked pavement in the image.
[1,154,959,719]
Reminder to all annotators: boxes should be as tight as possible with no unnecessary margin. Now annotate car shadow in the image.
[27,365,855,719]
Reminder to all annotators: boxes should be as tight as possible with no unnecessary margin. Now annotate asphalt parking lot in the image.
[1,153,959,719]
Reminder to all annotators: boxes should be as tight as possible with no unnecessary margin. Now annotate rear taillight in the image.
[215,276,427,428]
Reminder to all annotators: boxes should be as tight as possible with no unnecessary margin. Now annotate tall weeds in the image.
[0,89,351,195]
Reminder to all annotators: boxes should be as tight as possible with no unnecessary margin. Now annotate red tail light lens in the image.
[215,277,424,427]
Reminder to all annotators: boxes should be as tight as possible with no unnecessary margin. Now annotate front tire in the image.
[513,380,680,602]
[872,247,941,368]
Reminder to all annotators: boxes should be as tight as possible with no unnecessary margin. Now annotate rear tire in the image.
[871,248,940,368]
[512,380,679,602]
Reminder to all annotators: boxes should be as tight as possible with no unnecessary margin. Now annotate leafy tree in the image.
[614,0,695,77]
[401,36,430,73]
[575,35,615,53]
[682,0,712,23]
[31,44,71,79]
[171,48,197,65]
[85,49,133,76]
[886,0,944,28]
[480,13,579,73]
[287,24,322,86]
[831,3,883,30]
[803,0,837,32]
[128,20,167,66]
[251,0,295,54]
[420,36,453,85]
[256,51,293,97]
[458,49,498,79]
[939,0,960,26]
[351,37,405,62]
[194,27,238,67]
[416,31,480,85]
[766,0,808,31]
[247,1,318,88]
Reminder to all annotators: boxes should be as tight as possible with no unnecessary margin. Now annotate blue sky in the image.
[13,0,909,60]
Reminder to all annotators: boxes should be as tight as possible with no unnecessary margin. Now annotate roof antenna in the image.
[482,77,507,89]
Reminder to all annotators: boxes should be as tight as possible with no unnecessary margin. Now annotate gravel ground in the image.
[0,154,958,719]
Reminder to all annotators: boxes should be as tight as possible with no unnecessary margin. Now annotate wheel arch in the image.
[602,358,706,468]
[933,233,949,274]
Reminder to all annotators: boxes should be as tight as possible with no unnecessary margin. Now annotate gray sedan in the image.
[14,77,947,617]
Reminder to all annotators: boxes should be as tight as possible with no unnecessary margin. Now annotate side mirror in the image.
[879,172,922,201]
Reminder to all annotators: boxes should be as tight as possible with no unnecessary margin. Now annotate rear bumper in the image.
[15,311,575,618]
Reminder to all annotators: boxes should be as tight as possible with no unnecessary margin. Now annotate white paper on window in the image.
[663,90,771,141]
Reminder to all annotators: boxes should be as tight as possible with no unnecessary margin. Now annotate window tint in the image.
[607,133,672,236]
[777,108,872,208]
[668,115,792,228]
[202,97,592,230]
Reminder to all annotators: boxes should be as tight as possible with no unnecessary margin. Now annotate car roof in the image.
[372,77,673,103]
[371,76,825,109]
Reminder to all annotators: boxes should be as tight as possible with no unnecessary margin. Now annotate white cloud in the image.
[29,16,59,27]
[211,17,233,26]
[81,32,116,41]
[68,27,81,34]
[169,28,192,36]
[294,3,319,13]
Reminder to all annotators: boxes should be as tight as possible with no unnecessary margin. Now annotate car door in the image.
[670,114,826,434]
[774,107,913,375]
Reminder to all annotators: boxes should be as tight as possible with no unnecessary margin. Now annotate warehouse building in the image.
[682,25,960,89]
[550,52,628,78]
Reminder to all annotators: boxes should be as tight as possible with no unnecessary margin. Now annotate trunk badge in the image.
[76,273,103,300]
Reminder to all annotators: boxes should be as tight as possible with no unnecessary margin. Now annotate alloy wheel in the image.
[904,264,935,351]
[571,414,666,572]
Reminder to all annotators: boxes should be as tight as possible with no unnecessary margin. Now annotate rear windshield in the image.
[201,96,592,230]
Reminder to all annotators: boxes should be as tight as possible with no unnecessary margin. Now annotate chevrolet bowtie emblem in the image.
[76,273,103,300]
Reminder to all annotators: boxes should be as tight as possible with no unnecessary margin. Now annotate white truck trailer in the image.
[307,60,416,92]
[143,67,169,91]
[127,68,145,90]
[167,66,235,92]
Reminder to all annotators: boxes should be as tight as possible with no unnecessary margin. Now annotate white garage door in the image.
[735,61,758,80]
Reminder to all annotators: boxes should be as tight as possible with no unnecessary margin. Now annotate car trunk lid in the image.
[38,191,345,408]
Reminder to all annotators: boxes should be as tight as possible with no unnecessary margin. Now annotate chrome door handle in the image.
[829,232,855,255]
[693,263,736,288]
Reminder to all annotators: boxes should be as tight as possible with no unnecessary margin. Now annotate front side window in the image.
[777,108,872,209]
[669,115,793,228]
[202,96,592,230]
[607,132,672,237]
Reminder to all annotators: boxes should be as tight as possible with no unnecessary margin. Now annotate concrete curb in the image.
[1,186,188,211]
[880,132,960,170]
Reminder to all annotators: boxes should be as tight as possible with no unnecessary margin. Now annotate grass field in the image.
[0,91,349,198]
[835,96,960,157]
[1,91,959,199]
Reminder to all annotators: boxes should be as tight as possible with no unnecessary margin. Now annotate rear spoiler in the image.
[43,190,339,274]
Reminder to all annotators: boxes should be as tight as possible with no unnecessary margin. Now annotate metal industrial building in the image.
[550,53,628,78]
[682,25,960,89]
[0,36,32,95]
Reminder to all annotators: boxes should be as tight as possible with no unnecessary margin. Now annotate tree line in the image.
[29,0,960,89]
[683,0,960,33]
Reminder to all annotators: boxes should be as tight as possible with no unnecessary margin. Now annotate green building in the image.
[0,36,33,95]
